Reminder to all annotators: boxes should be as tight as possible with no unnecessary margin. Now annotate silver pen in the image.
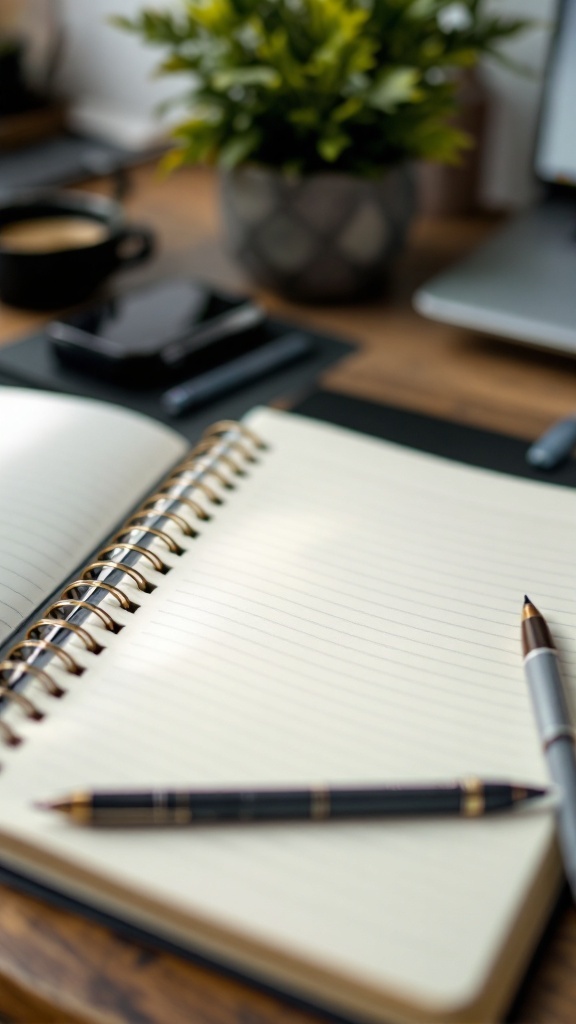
[521,597,576,898]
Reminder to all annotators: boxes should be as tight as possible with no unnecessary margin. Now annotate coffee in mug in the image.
[0,190,155,309]
[0,216,110,253]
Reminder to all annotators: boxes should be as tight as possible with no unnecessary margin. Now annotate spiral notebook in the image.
[0,385,573,1024]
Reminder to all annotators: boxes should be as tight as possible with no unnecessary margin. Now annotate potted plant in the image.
[115,1,532,303]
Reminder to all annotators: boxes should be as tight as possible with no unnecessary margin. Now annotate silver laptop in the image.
[413,0,576,355]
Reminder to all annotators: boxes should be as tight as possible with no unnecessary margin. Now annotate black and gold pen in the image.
[36,779,547,827]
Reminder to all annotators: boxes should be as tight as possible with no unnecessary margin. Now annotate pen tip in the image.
[522,596,542,620]
[33,798,73,813]
[513,785,549,802]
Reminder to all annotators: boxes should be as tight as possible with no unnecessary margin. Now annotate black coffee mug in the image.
[0,189,155,309]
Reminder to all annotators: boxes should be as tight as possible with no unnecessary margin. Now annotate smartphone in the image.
[47,279,266,387]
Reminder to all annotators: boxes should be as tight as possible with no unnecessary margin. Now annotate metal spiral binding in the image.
[0,420,265,744]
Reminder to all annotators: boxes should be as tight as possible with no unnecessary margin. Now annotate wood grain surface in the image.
[1,163,576,1024]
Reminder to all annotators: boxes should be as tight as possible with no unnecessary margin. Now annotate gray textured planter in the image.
[219,165,414,303]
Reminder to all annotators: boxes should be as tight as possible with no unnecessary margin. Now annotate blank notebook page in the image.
[1,406,575,1017]
[0,387,186,646]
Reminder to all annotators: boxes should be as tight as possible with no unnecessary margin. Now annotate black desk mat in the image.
[293,389,576,487]
[0,318,355,442]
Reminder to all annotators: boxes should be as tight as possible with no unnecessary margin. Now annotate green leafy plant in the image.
[114,0,534,176]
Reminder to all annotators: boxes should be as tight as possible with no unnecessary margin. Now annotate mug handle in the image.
[114,225,155,268]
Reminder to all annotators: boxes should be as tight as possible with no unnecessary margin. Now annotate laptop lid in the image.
[413,0,576,355]
[534,0,576,192]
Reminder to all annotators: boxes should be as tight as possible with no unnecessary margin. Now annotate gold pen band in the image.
[461,778,485,817]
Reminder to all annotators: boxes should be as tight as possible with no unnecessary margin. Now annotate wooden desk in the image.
[1,163,576,1024]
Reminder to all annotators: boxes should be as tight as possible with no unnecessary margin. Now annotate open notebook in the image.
[0,386,573,1024]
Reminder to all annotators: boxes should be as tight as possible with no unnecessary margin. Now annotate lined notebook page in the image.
[1,406,576,1017]
[0,387,186,646]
